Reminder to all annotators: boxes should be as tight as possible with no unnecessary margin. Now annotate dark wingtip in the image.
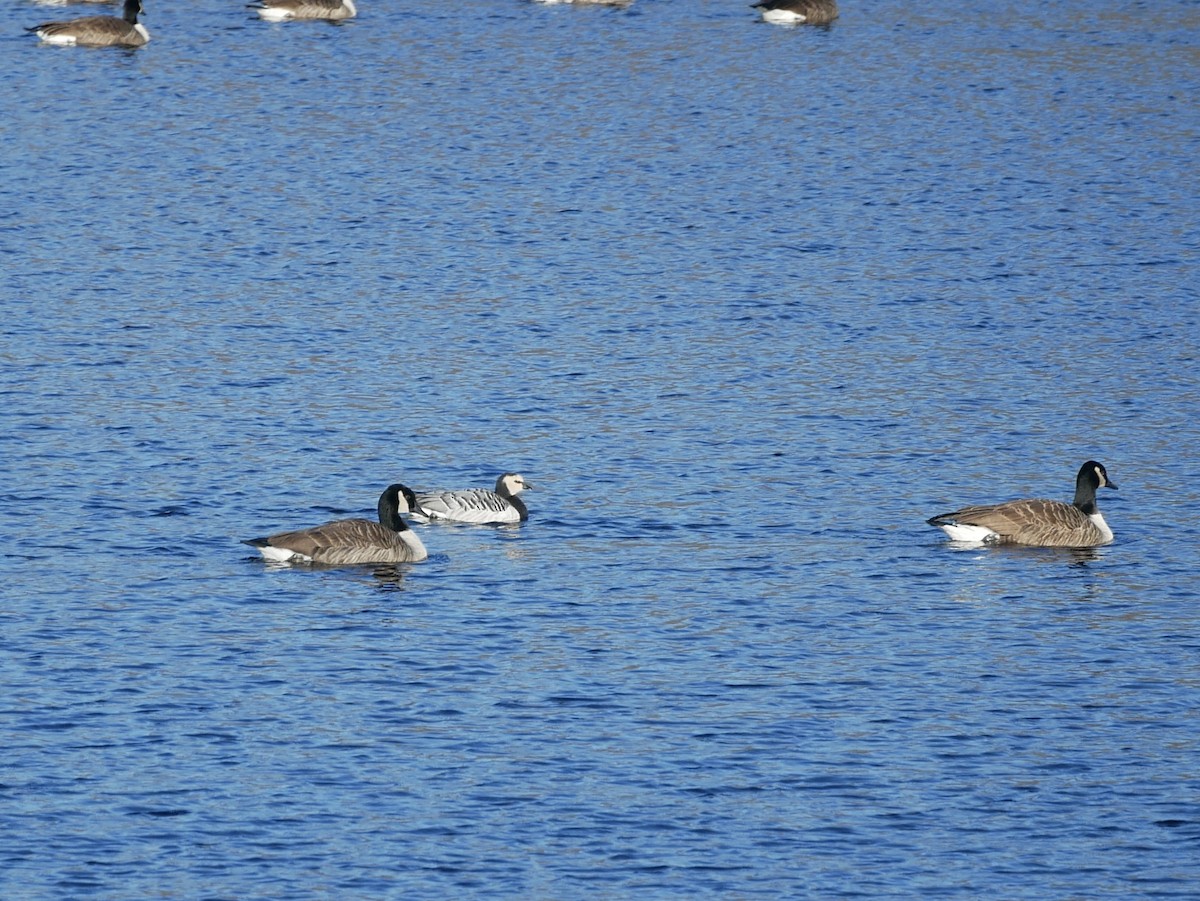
[242,537,268,547]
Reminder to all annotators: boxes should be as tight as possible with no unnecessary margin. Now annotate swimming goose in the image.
[751,0,838,26]
[249,0,356,21]
[243,483,428,565]
[413,473,533,525]
[28,0,148,46]
[927,461,1117,548]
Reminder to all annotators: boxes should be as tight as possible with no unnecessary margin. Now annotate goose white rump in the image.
[751,0,838,26]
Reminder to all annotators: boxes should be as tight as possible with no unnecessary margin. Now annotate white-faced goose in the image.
[244,483,428,565]
[751,0,838,26]
[29,0,148,46]
[249,0,356,21]
[413,473,533,525]
[927,461,1118,548]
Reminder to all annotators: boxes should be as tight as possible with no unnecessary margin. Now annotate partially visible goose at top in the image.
[28,0,148,46]
[243,483,428,565]
[531,0,633,7]
[751,0,838,26]
[927,461,1118,548]
[413,473,534,525]
[249,0,356,21]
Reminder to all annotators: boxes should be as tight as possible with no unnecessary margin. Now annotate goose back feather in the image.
[249,0,356,21]
[29,0,148,46]
[244,483,428,565]
[927,461,1117,548]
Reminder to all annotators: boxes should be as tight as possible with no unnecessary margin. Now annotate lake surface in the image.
[2,0,1199,897]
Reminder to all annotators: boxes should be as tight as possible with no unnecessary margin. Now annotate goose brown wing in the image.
[943,499,1100,547]
[264,0,352,17]
[795,0,838,22]
[37,16,138,42]
[264,517,396,557]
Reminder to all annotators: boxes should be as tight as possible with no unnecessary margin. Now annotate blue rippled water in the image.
[2,0,1199,897]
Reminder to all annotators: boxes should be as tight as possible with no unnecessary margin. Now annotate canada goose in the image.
[28,0,148,46]
[413,473,533,525]
[243,483,428,565]
[927,461,1117,548]
[751,0,838,26]
[248,0,356,21]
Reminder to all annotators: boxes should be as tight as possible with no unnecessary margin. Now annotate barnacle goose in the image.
[413,473,533,525]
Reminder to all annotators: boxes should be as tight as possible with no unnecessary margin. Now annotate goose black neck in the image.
[377,487,409,533]
[1073,472,1098,515]
[123,0,141,24]
[509,494,529,521]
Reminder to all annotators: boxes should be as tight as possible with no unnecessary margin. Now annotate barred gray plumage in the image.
[414,473,533,525]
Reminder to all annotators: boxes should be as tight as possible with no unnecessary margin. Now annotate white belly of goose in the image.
[252,0,356,20]
[760,9,807,24]
[935,522,1001,544]
[1086,512,1114,544]
[37,29,78,43]
[256,544,314,564]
